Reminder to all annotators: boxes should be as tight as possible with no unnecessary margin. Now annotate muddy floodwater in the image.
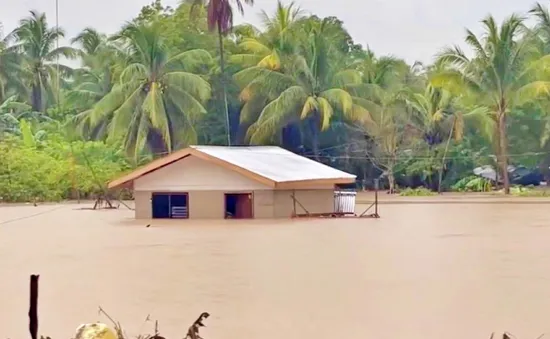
[2,200,550,339]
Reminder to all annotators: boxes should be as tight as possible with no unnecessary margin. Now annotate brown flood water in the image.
[1,201,550,339]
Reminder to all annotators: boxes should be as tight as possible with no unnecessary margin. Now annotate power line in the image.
[2,139,548,162]
[55,0,60,105]
[0,205,66,226]
[140,148,550,161]
[301,141,364,155]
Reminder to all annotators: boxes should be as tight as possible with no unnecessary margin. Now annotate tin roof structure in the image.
[108,145,356,189]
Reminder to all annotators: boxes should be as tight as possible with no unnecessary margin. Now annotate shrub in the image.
[0,136,131,202]
[507,186,550,197]
[452,176,492,192]
[399,187,437,196]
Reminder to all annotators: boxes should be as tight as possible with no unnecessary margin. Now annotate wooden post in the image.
[374,179,379,217]
[292,190,297,217]
[29,275,39,339]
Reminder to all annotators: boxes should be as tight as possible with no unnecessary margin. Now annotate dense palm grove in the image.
[1,0,550,201]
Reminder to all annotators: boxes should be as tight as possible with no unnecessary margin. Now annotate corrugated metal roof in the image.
[190,145,356,183]
[108,145,356,189]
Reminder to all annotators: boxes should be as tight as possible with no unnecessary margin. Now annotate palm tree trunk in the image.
[148,130,168,157]
[498,111,510,194]
[0,82,6,104]
[236,123,249,145]
[217,25,231,146]
[310,123,320,161]
[438,118,456,193]
[31,83,42,112]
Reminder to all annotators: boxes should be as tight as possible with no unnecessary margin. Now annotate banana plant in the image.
[0,96,52,139]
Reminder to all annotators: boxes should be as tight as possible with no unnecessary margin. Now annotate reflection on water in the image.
[1,202,550,339]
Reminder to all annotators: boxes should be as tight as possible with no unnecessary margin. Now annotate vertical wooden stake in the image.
[374,179,380,218]
[29,275,39,339]
[292,190,296,217]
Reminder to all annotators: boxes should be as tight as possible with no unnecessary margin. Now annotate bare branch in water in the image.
[98,306,125,339]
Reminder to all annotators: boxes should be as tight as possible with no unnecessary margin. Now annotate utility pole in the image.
[56,0,78,202]
[55,0,60,105]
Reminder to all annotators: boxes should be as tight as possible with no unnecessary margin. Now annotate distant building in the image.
[108,146,356,219]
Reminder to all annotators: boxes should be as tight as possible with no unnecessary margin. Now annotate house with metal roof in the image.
[108,146,356,219]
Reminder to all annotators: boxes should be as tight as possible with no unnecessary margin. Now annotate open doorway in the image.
[151,192,189,219]
[224,193,253,219]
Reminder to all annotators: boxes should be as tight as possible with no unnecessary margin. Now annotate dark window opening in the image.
[152,193,189,219]
[170,194,188,219]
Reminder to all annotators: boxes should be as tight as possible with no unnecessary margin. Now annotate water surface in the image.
[1,202,549,339]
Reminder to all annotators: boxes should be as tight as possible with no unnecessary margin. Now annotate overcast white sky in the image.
[0,0,536,63]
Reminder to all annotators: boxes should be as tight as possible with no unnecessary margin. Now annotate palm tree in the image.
[229,1,303,71]
[526,3,550,165]
[70,31,120,104]
[188,0,254,146]
[530,3,550,53]
[85,22,212,159]
[347,49,425,93]
[260,1,303,54]
[72,28,106,57]
[405,85,491,191]
[406,85,455,146]
[228,1,305,143]
[68,28,122,139]
[350,50,405,88]
[432,15,550,194]
[236,20,368,158]
[0,33,25,104]
[9,10,77,112]
[349,83,410,193]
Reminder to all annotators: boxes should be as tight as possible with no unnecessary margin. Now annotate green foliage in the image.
[11,11,78,111]
[2,1,550,200]
[506,186,550,196]
[399,187,437,196]
[431,13,550,193]
[83,23,213,158]
[451,176,492,192]
[0,135,130,202]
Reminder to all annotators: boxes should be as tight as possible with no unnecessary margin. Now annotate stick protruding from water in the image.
[29,274,39,339]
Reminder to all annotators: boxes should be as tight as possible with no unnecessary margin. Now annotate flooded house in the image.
[108,146,356,219]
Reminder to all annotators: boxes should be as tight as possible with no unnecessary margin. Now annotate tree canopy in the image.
[2,1,550,201]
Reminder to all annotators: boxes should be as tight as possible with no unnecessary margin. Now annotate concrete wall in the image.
[135,189,336,219]
[135,190,265,219]
[134,191,152,219]
[187,190,276,219]
[134,190,227,219]
[189,191,225,219]
[273,189,335,218]
[253,190,274,218]
[134,155,270,191]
